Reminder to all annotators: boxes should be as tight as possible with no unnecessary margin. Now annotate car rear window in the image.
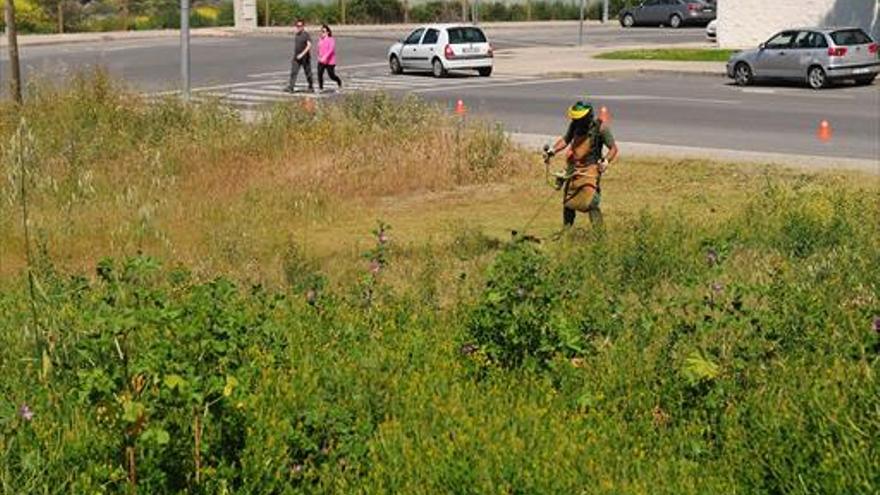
[448,27,487,44]
[830,29,873,46]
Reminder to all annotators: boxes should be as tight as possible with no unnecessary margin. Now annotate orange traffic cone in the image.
[599,105,612,124]
[817,120,832,142]
[301,97,316,114]
[454,99,466,116]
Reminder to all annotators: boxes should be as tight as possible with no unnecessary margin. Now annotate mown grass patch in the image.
[595,48,737,62]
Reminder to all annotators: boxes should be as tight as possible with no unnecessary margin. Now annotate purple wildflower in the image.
[378,231,389,244]
[292,464,304,474]
[19,404,33,422]
[874,316,880,334]
[706,249,719,267]
[711,282,724,294]
[305,289,317,305]
[369,260,381,275]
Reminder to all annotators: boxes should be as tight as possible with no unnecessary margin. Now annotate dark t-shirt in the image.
[564,119,615,164]
[294,31,312,57]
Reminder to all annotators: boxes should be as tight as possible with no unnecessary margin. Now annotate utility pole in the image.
[578,0,585,46]
[58,1,64,33]
[180,0,191,100]
[264,0,269,26]
[5,0,22,104]
[602,0,609,23]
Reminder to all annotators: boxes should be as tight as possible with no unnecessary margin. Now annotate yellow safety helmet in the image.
[567,101,594,121]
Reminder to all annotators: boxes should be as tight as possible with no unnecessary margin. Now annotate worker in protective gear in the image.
[543,100,619,227]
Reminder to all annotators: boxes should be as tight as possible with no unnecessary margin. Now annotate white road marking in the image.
[410,77,574,94]
[247,61,387,78]
[584,94,740,105]
[739,87,776,94]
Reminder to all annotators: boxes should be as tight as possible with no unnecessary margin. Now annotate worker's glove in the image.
[542,145,555,162]
[552,171,568,190]
[598,158,609,174]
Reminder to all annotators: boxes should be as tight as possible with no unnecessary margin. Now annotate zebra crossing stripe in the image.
[148,71,563,109]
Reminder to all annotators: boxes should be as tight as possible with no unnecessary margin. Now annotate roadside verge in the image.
[510,132,880,174]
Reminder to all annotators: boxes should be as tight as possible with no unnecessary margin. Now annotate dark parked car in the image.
[619,0,716,29]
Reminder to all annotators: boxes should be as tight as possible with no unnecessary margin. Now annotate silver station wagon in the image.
[727,27,880,89]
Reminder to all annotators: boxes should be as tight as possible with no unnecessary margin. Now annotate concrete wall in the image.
[719,0,880,48]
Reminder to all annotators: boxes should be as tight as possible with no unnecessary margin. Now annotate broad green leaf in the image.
[682,352,720,384]
[223,375,239,397]
[142,427,170,446]
[164,374,187,391]
[122,401,145,424]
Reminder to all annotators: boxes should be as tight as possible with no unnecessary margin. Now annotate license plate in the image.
[853,67,870,74]
[462,46,479,54]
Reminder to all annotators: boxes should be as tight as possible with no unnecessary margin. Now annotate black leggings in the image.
[318,63,342,89]
[563,207,603,227]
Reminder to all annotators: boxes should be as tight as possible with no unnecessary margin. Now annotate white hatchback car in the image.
[388,24,494,78]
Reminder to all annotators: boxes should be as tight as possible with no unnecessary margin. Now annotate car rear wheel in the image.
[621,14,634,28]
[734,63,753,86]
[478,67,492,77]
[854,75,876,86]
[668,14,682,28]
[807,66,827,90]
[389,55,403,75]
[432,58,447,78]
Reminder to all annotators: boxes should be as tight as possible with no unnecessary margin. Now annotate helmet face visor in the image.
[567,102,593,121]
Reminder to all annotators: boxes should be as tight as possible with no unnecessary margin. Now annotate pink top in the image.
[318,37,336,66]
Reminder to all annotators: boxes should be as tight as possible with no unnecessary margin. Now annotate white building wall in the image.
[719,0,880,48]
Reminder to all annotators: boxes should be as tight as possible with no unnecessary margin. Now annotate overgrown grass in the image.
[0,73,878,494]
[0,71,523,282]
[595,48,737,62]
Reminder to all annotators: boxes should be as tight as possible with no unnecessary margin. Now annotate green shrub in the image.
[347,0,403,23]
[466,242,565,368]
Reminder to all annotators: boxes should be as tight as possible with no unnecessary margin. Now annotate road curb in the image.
[0,21,605,47]
[0,28,237,48]
[510,132,880,174]
[542,67,726,78]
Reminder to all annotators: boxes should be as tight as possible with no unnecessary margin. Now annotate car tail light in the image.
[869,43,879,54]
[827,47,848,57]
[444,44,455,59]
[688,2,701,11]
[488,43,494,58]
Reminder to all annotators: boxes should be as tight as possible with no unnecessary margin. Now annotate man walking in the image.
[286,19,314,93]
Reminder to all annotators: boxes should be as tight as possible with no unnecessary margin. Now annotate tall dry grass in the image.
[0,71,526,282]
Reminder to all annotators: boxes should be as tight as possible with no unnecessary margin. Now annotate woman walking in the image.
[317,24,343,92]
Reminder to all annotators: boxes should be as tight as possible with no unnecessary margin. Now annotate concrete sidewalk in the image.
[511,133,880,175]
[494,43,725,78]
[0,27,240,47]
[0,20,603,47]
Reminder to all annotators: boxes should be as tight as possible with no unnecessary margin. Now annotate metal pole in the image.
[180,0,190,101]
[602,0,609,23]
[5,0,22,104]
[578,0,585,46]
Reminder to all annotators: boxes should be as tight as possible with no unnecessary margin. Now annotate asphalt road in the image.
[0,25,704,91]
[1,27,877,162]
[420,73,880,161]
